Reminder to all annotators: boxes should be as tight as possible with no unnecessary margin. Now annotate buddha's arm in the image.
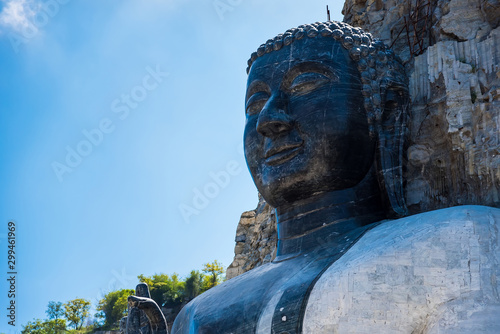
[128,296,168,334]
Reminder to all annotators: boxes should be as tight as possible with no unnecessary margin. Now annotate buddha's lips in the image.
[264,142,303,165]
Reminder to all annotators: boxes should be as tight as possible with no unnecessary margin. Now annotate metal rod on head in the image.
[327,5,330,21]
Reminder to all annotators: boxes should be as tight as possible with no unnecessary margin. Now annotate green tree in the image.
[162,273,184,306]
[95,289,134,329]
[183,270,203,302]
[21,318,66,334]
[138,273,186,308]
[46,301,64,320]
[201,260,225,292]
[63,298,91,330]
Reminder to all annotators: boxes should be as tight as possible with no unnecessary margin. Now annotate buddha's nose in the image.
[256,93,292,138]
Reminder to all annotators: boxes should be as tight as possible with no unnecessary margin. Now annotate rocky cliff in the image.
[342,0,500,212]
[226,194,276,279]
[227,0,500,280]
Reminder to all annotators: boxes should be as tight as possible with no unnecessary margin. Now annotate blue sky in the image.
[0,0,343,330]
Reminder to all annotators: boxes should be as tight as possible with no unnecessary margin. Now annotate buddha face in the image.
[136,283,150,298]
[244,37,376,207]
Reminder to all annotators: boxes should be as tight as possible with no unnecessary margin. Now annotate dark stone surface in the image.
[172,223,377,333]
[119,316,127,334]
[172,20,409,333]
[125,283,168,334]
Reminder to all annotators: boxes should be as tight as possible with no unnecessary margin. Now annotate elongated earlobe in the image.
[376,88,409,217]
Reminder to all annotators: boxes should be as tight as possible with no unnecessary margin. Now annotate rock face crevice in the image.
[407,30,500,213]
[227,0,500,279]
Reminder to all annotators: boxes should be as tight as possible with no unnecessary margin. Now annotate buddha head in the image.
[244,21,409,217]
[135,282,151,298]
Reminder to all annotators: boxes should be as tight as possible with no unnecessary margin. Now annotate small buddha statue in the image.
[126,283,168,334]
[171,21,500,333]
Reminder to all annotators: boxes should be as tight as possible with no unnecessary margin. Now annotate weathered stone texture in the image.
[344,0,500,213]
[342,0,500,61]
[303,206,500,333]
[408,30,500,212]
[227,0,500,279]
[438,0,489,40]
[226,194,277,280]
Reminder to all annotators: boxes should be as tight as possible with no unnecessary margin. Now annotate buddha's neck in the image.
[274,170,385,260]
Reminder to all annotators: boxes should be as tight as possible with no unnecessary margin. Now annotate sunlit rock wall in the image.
[342,0,500,211]
[226,195,276,279]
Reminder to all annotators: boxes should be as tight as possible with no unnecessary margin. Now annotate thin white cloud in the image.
[0,0,39,34]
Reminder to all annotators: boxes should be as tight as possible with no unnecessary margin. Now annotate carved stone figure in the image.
[125,283,168,334]
[171,20,500,333]
[119,316,127,334]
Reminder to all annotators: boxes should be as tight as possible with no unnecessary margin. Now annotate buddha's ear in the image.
[376,85,409,217]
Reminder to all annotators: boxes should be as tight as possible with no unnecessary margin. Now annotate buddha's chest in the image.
[188,252,344,334]
[173,207,500,334]
[177,226,375,334]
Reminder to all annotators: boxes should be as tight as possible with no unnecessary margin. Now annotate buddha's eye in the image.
[245,92,269,116]
[290,72,332,96]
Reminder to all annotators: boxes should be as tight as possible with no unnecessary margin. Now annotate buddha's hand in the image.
[127,296,169,334]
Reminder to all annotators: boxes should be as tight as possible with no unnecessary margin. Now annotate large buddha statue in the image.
[171,21,500,333]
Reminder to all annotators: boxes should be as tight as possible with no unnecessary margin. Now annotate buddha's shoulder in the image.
[328,205,500,273]
[304,205,500,333]
[181,261,275,304]
[363,204,500,252]
[171,261,284,334]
